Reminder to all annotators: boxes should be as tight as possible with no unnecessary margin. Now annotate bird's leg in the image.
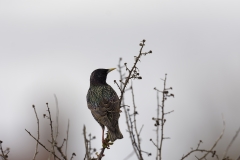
[101,127,112,149]
[101,126,105,144]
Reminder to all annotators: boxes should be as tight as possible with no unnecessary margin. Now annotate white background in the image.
[0,1,240,159]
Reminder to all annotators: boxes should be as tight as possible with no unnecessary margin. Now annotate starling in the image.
[86,68,123,143]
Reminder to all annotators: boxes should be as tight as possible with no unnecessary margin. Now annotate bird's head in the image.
[90,68,116,85]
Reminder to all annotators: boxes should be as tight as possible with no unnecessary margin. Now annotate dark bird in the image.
[86,68,123,143]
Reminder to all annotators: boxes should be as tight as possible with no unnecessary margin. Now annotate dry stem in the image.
[32,105,39,160]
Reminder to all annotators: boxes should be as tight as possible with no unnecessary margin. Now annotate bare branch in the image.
[83,125,90,160]
[199,114,225,160]
[65,119,70,158]
[223,127,240,159]
[0,141,8,160]
[32,105,39,160]
[54,94,59,142]
[70,153,76,160]
[25,129,61,160]
[46,103,57,160]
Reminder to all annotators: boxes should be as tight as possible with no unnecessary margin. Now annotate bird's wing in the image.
[87,85,120,130]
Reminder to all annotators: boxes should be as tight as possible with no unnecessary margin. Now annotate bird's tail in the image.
[107,123,123,142]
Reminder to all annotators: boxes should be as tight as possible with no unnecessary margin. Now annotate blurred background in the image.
[0,0,240,159]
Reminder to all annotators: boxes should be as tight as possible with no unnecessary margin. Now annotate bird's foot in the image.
[102,133,113,149]
[102,139,113,149]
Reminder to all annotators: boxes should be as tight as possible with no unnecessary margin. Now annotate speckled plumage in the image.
[86,69,123,142]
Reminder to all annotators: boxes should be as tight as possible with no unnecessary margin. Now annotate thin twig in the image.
[97,148,106,160]
[54,94,59,142]
[46,103,57,160]
[131,82,143,159]
[181,149,215,160]
[32,105,39,160]
[119,40,150,104]
[83,125,90,160]
[139,125,144,135]
[159,74,167,160]
[199,114,225,160]
[156,89,160,160]
[223,127,240,159]
[181,115,225,160]
[0,141,7,160]
[56,144,67,160]
[123,150,135,160]
[117,58,140,159]
[65,119,70,158]
[70,153,76,160]
[25,129,61,160]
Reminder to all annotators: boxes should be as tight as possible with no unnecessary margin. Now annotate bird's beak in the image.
[107,68,116,73]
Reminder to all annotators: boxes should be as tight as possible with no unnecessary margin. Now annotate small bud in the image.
[32,105,35,108]
[142,39,146,42]
[163,91,169,94]
[114,80,116,83]
[154,87,156,90]
[124,63,127,65]
[139,43,143,46]
[150,139,152,141]
[93,136,96,139]
[148,153,152,156]
[148,50,152,53]
[138,77,142,79]
[72,152,76,156]
[0,140,2,143]
[170,87,172,89]
[152,117,155,120]
[43,114,46,118]
[120,57,122,61]
[93,148,96,152]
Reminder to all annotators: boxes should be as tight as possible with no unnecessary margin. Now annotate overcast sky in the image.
[0,1,240,160]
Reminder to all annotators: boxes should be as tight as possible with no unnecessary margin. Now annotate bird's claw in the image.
[102,133,114,149]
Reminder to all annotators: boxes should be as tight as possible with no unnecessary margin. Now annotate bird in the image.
[86,68,123,144]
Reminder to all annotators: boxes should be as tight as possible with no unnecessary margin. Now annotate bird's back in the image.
[87,84,118,109]
[87,84,123,141]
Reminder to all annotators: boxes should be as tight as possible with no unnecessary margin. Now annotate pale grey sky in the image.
[0,1,240,160]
